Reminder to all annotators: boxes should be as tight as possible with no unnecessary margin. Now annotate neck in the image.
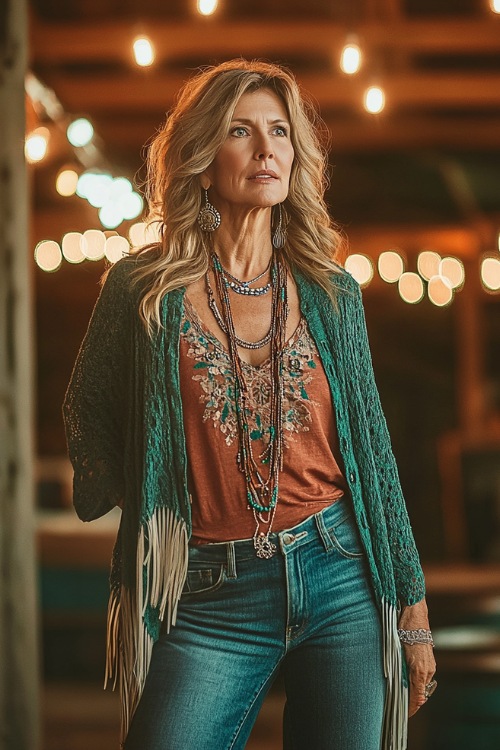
[211,206,274,278]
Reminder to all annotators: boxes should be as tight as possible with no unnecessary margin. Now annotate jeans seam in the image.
[228,661,282,750]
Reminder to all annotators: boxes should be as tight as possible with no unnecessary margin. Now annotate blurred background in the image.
[2,0,500,748]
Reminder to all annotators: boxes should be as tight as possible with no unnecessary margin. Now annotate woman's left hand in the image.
[398,598,437,717]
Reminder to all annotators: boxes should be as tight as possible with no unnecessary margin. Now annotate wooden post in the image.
[0,1,39,749]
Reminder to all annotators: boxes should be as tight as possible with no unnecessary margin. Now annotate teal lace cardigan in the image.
[63,256,425,748]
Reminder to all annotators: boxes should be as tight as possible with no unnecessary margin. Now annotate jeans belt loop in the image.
[315,508,334,552]
[226,542,237,579]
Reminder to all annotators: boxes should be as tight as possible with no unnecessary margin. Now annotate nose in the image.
[254,134,274,161]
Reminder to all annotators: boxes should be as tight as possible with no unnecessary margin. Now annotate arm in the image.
[351,281,436,713]
[62,260,134,521]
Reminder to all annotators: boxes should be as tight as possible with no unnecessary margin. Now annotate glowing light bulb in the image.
[197,0,218,15]
[35,240,62,272]
[344,254,374,286]
[398,272,424,304]
[67,118,94,148]
[490,0,500,13]
[56,168,79,197]
[378,251,404,283]
[340,43,362,75]
[363,86,385,114]
[133,37,155,67]
[25,128,49,163]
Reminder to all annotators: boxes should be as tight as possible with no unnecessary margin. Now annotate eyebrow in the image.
[230,117,290,125]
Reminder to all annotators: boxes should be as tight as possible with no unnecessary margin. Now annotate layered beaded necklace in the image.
[210,251,288,558]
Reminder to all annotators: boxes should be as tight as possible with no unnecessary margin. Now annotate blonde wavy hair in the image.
[130,58,346,333]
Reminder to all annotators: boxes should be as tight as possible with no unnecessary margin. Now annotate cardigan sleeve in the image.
[352,282,426,606]
[62,260,134,521]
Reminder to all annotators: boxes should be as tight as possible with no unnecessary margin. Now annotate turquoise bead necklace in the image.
[211,251,288,559]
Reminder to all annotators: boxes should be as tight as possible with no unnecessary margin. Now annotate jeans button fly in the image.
[282,533,295,545]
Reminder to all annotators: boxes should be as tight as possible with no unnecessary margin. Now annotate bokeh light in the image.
[67,118,94,148]
[61,232,85,264]
[417,250,441,280]
[25,128,49,163]
[345,254,374,286]
[340,44,362,75]
[105,235,130,263]
[133,37,155,67]
[378,251,404,283]
[35,240,62,272]
[398,272,424,304]
[56,168,79,197]
[481,257,500,291]
[428,275,453,307]
[363,86,385,114]
[438,257,465,289]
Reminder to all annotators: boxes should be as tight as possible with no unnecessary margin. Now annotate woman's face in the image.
[203,88,294,213]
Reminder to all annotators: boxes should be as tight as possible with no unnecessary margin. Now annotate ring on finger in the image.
[424,679,437,699]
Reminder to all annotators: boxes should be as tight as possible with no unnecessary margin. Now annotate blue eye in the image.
[232,127,248,137]
[274,126,288,136]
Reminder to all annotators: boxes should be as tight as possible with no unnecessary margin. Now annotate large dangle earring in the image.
[272,203,286,249]
[198,188,221,232]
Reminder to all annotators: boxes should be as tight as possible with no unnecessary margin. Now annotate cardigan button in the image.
[349,471,356,483]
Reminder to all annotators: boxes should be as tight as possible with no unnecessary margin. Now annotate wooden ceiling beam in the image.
[31,18,500,63]
[94,114,500,151]
[45,70,500,112]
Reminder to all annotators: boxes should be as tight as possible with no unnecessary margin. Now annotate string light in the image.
[378,250,404,283]
[129,221,162,247]
[81,229,106,260]
[67,118,94,148]
[35,240,62,272]
[56,168,79,196]
[105,235,130,262]
[133,37,155,67]
[417,250,441,280]
[481,257,500,291]
[62,232,86,264]
[197,0,218,15]
[398,272,424,304]
[363,86,385,114]
[75,171,143,228]
[25,127,49,163]
[345,254,374,286]
[428,275,453,307]
[340,43,362,75]
[438,257,465,289]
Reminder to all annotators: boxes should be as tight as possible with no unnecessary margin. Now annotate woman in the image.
[63,59,436,750]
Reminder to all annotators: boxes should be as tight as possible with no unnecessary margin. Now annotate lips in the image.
[248,170,278,180]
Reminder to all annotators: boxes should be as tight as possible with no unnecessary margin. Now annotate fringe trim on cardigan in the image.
[104,507,189,746]
[381,597,408,750]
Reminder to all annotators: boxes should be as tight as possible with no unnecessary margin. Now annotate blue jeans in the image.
[125,498,385,750]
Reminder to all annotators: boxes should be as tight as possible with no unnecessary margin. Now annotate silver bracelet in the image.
[397,628,434,646]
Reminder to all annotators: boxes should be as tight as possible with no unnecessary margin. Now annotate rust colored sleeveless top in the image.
[179,296,349,545]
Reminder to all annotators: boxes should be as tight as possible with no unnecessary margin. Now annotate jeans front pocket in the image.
[327,509,365,560]
[181,563,227,595]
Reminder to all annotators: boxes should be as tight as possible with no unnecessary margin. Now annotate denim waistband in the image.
[188,496,354,564]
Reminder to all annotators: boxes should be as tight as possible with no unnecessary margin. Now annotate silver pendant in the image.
[254,533,277,559]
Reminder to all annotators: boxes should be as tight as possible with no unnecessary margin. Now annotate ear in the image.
[199,173,211,190]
